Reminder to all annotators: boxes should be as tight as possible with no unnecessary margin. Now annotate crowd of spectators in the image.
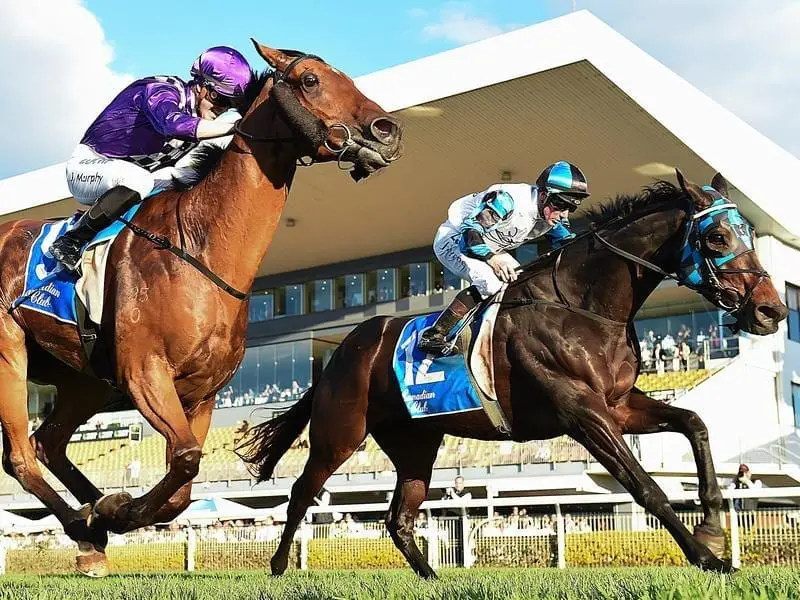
[638,323,738,374]
[214,381,310,409]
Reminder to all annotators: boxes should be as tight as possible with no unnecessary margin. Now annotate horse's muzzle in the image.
[348,117,403,181]
[739,301,788,335]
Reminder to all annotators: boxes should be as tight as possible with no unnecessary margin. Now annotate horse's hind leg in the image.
[0,327,103,572]
[372,424,442,579]
[32,371,110,506]
[572,400,732,573]
[616,388,725,557]
[271,383,368,575]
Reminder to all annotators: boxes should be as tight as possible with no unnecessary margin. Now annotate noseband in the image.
[233,53,358,167]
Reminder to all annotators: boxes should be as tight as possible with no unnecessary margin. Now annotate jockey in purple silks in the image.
[51,46,254,271]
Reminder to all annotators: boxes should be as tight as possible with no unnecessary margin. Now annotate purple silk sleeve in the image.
[142,82,201,141]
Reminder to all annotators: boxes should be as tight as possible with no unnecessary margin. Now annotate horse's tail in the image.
[235,385,314,482]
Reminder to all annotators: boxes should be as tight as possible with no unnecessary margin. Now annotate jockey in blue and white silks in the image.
[417,161,590,355]
[51,46,254,271]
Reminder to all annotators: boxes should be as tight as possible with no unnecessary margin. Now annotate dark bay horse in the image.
[238,171,787,577]
[0,41,402,576]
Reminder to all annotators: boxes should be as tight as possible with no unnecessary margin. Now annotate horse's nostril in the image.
[756,304,787,324]
[370,117,400,143]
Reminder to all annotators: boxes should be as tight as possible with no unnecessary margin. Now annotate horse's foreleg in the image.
[572,405,732,573]
[372,425,442,579]
[90,364,202,533]
[615,389,725,556]
[148,399,214,524]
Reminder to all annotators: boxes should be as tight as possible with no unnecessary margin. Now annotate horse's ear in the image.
[251,39,290,71]
[711,172,730,198]
[676,168,712,209]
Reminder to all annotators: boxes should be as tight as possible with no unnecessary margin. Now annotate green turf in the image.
[1,568,800,600]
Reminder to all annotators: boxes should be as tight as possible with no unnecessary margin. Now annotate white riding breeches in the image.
[66,144,156,206]
[65,111,238,205]
[433,224,514,298]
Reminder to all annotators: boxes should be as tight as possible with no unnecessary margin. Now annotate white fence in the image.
[2,487,800,573]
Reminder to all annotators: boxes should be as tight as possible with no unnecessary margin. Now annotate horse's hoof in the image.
[697,553,736,574]
[694,525,725,559]
[76,541,109,578]
[270,556,288,576]
[89,492,134,532]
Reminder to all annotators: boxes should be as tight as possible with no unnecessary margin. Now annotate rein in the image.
[501,194,769,328]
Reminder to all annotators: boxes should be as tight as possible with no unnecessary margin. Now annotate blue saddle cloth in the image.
[14,204,142,325]
[393,312,482,419]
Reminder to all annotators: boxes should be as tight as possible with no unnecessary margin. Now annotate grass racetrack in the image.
[1,568,800,600]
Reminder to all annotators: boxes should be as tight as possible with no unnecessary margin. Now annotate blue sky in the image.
[86,1,557,80]
[1,1,797,180]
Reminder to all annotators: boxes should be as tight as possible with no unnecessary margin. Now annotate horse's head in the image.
[242,40,402,181]
[675,170,788,335]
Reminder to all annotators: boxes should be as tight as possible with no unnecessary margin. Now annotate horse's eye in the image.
[302,73,319,89]
[708,233,726,245]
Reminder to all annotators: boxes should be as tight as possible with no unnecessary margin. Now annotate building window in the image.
[249,290,274,322]
[218,340,313,408]
[788,284,800,342]
[311,279,334,312]
[284,284,305,317]
[344,273,365,307]
[793,383,800,429]
[407,262,430,297]
[433,265,462,294]
[375,268,397,303]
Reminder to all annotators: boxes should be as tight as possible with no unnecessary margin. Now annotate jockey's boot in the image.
[51,186,142,272]
[417,286,483,355]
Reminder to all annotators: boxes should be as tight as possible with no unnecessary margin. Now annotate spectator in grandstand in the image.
[677,340,691,371]
[654,336,666,375]
[518,508,534,529]
[505,507,520,530]
[415,511,428,531]
[442,475,472,503]
[564,514,576,533]
[639,337,653,372]
[729,463,763,511]
[255,516,281,542]
[708,324,721,350]
[574,517,592,533]
[343,513,365,537]
[677,324,691,346]
[125,457,142,487]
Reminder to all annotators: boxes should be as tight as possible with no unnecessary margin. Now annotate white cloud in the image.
[0,0,132,178]
[568,0,800,157]
[422,3,519,44]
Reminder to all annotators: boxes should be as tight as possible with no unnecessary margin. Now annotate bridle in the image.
[232,53,358,168]
[590,195,769,321]
[505,191,770,329]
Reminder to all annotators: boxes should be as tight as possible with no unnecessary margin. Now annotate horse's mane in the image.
[585,181,683,226]
[515,180,686,278]
[173,70,270,190]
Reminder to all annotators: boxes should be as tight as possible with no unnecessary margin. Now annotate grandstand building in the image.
[1,11,799,516]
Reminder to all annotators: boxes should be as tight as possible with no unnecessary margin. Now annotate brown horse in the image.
[238,171,787,577]
[0,41,401,576]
